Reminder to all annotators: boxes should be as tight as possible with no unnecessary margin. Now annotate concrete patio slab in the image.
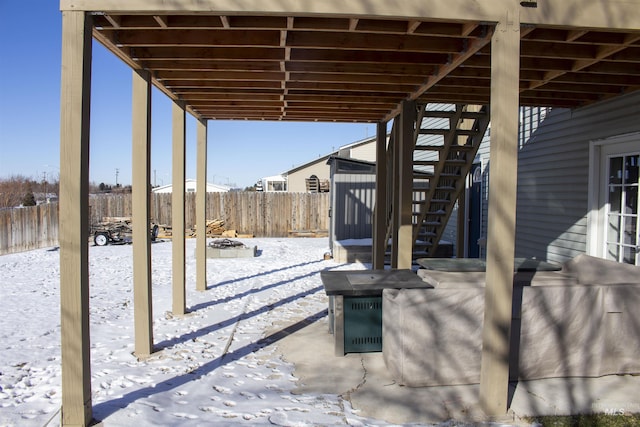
[276,318,640,426]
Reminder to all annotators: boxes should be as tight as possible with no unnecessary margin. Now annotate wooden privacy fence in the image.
[0,203,59,255]
[1,192,330,255]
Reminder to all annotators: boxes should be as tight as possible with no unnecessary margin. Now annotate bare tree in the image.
[0,175,60,208]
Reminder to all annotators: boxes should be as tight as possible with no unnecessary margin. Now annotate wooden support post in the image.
[172,102,186,315]
[454,105,482,259]
[479,9,521,416]
[196,118,208,291]
[372,121,388,269]
[457,183,466,258]
[131,69,154,357]
[397,100,416,269]
[59,11,93,427]
[390,120,400,268]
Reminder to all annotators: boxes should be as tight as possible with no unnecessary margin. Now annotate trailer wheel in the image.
[150,224,159,241]
[94,232,109,246]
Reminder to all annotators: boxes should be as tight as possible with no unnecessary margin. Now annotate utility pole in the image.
[42,172,47,202]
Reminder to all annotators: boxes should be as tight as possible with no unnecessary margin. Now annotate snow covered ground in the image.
[2,237,432,426]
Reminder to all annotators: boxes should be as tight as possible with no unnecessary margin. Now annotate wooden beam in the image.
[285,61,438,76]
[196,118,208,292]
[61,0,640,31]
[91,29,203,121]
[407,20,421,33]
[130,46,285,61]
[104,13,121,28]
[60,0,498,20]
[59,10,93,427]
[153,15,168,28]
[285,93,402,103]
[287,31,465,52]
[528,34,640,91]
[397,100,415,269]
[479,9,520,417]
[144,60,283,72]
[286,80,417,93]
[108,29,282,47]
[165,80,283,89]
[172,102,187,316]
[372,121,388,269]
[131,69,154,357]
[289,48,449,64]
[384,27,493,121]
[156,70,286,81]
[519,1,640,30]
[287,72,425,84]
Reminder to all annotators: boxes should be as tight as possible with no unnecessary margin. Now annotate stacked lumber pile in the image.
[101,216,132,224]
[188,219,225,237]
[288,229,329,238]
[174,219,256,238]
[206,219,226,235]
[156,224,172,238]
[188,219,253,238]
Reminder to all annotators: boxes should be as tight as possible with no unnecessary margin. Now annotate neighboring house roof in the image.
[285,154,333,176]
[326,156,376,172]
[152,179,230,193]
[262,174,287,182]
[283,134,377,177]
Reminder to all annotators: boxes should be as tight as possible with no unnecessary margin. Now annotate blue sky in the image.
[0,1,375,189]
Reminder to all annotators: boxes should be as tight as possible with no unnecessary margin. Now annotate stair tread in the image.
[417,232,437,237]
[414,144,475,151]
[418,128,479,136]
[422,110,487,119]
[414,145,443,151]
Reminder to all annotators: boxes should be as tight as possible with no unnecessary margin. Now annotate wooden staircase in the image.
[381,103,490,262]
[411,103,490,258]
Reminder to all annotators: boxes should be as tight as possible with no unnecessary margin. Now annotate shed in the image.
[327,156,376,245]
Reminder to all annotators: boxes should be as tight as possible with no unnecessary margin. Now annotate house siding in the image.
[287,159,330,192]
[281,138,377,193]
[349,142,377,162]
[515,91,640,263]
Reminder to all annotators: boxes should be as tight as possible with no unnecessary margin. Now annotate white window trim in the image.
[588,131,640,258]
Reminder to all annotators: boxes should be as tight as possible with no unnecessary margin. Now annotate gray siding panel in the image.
[332,173,376,243]
[515,91,640,263]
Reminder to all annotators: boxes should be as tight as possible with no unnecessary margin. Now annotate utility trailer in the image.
[91,217,159,246]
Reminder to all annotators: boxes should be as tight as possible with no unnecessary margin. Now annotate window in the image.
[605,153,639,263]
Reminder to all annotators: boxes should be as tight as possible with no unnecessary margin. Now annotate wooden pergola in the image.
[58,1,640,425]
